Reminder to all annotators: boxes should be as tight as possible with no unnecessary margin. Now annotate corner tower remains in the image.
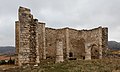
[15,7,46,66]
[15,7,108,66]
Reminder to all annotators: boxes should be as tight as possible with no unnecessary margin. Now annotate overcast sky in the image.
[0,0,120,46]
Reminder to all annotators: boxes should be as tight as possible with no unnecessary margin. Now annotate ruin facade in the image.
[15,7,108,66]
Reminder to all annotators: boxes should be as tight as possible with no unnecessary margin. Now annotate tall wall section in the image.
[45,28,69,61]
[68,28,85,59]
[65,27,103,60]
[45,28,67,61]
[37,22,46,60]
[81,27,108,59]
[56,28,67,60]
[102,28,108,53]
[45,28,57,61]
[18,7,31,66]
[16,7,40,66]
[15,21,20,65]
[82,27,103,59]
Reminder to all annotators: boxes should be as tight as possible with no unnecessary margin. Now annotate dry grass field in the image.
[0,58,119,72]
[18,58,120,72]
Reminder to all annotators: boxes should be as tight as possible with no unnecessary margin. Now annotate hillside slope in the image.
[108,41,120,50]
[0,46,15,55]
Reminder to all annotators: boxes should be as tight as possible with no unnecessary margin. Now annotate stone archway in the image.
[85,43,99,60]
[91,44,99,59]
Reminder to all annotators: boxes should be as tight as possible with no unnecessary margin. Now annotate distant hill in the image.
[108,41,120,50]
[0,46,15,55]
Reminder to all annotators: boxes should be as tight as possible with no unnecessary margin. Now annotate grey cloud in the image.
[0,0,120,46]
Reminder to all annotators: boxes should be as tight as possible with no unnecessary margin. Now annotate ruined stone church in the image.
[15,7,108,66]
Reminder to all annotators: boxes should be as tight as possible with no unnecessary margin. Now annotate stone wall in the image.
[68,28,85,59]
[19,7,31,66]
[15,21,20,65]
[16,6,108,66]
[56,29,67,59]
[45,28,57,61]
[56,39,64,63]
[45,27,108,61]
[16,7,40,66]
[82,27,108,59]
[45,28,68,61]
[102,27,108,52]
[37,22,46,60]
[82,27,102,59]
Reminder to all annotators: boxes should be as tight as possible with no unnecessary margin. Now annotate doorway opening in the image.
[69,52,73,57]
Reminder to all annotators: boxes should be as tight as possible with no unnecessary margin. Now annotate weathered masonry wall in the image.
[45,28,66,61]
[45,28,57,61]
[68,29,85,59]
[19,7,31,66]
[37,22,46,60]
[15,21,20,65]
[82,27,108,59]
[16,7,41,66]
[45,27,108,61]
[102,28,108,52]
[16,6,108,66]
[83,27,103,59]
[56,29,67,60]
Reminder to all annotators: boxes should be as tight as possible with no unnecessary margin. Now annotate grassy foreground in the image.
[22,59,120,72]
